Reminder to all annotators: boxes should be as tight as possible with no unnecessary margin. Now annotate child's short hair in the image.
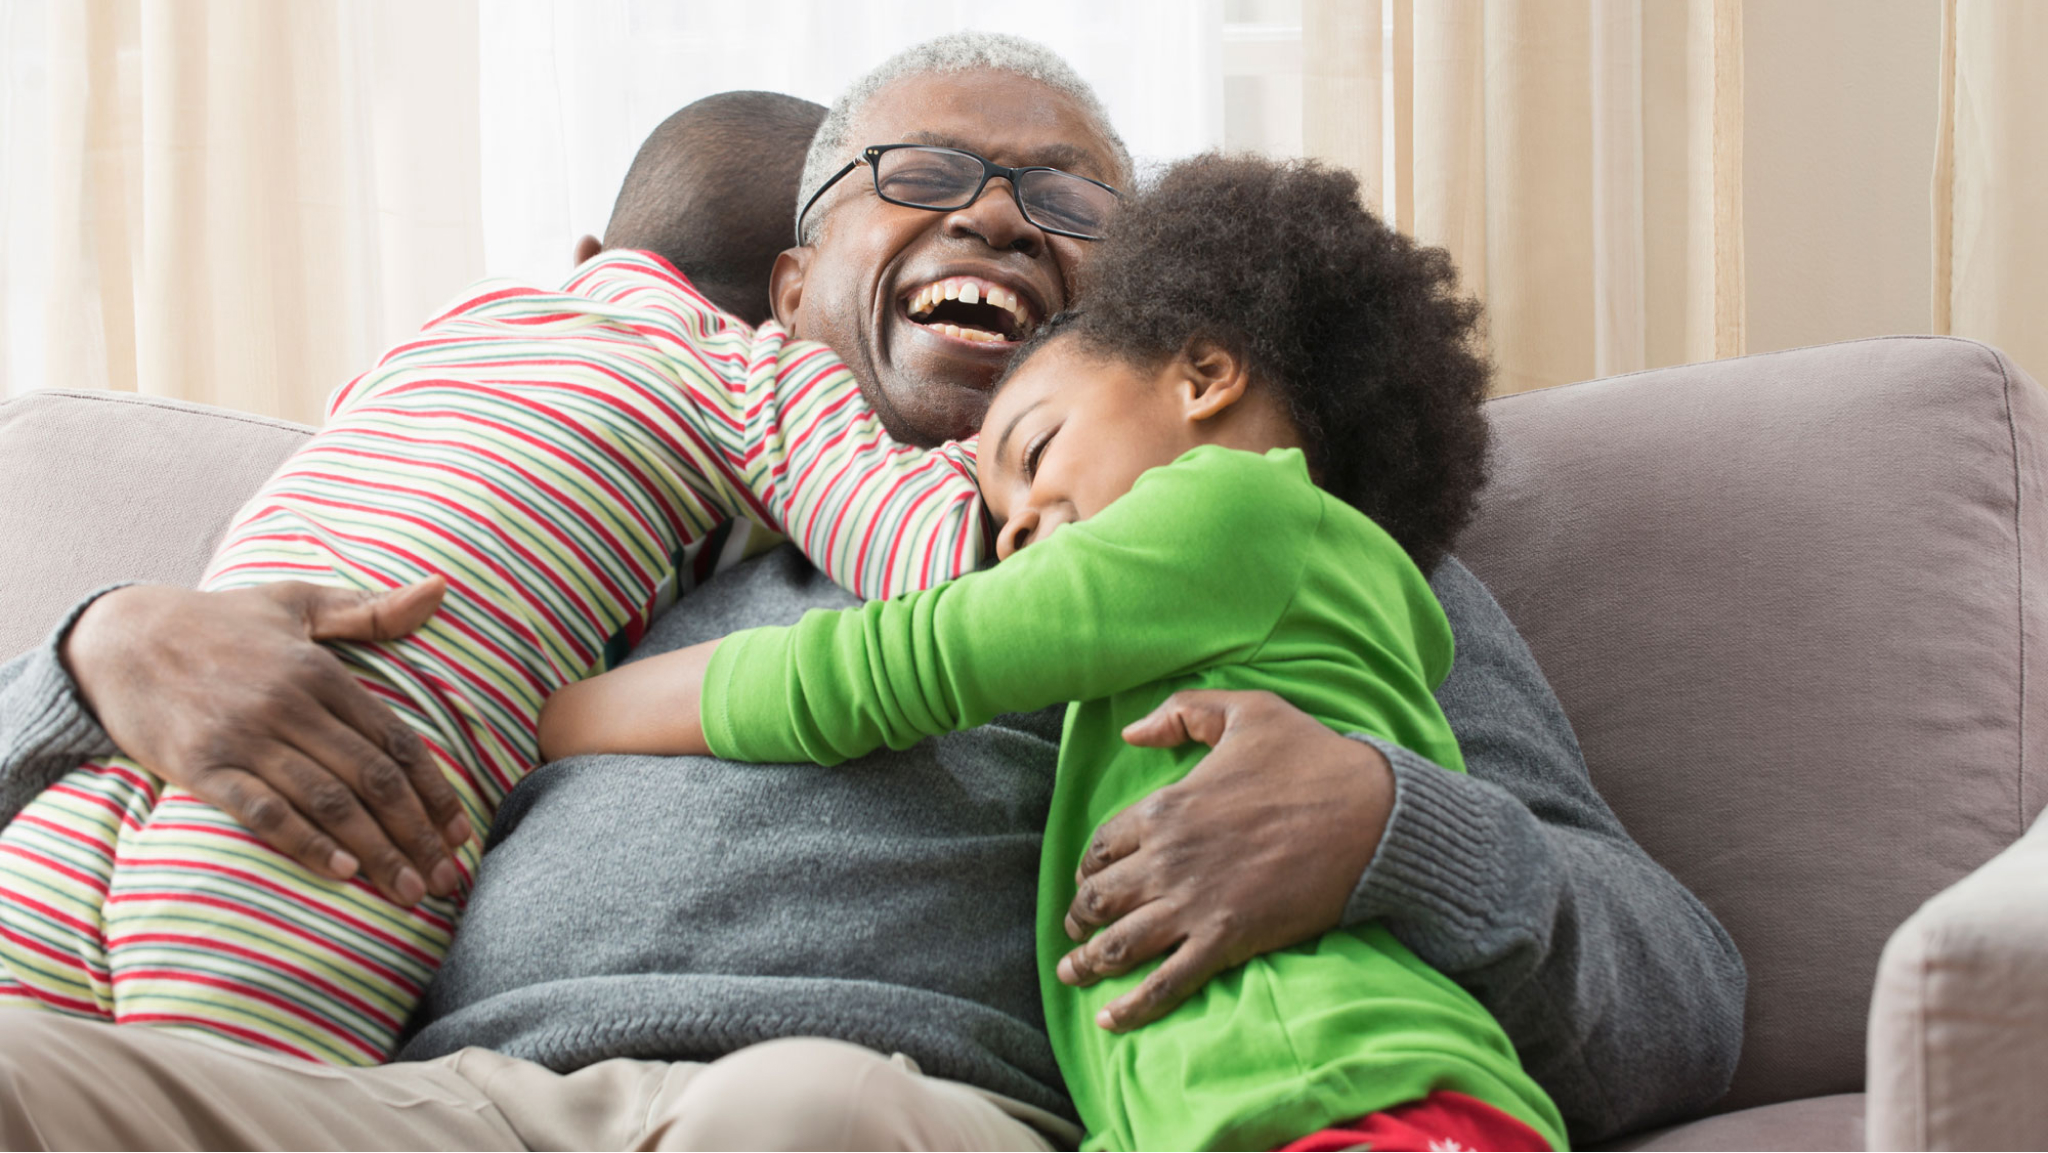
[604,91,827,324]
[1029,153,1491,572]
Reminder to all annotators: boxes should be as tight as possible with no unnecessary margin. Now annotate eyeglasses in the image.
[794,144,1121,246]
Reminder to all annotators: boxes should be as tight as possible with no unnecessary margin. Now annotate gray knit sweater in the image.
[0,551,1743,1144]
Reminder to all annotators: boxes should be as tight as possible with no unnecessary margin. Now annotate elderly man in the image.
[0,33,1741,1152]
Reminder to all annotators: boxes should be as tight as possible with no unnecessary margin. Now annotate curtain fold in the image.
[1934,0,2048,379]
[1303,0,1380,206]
[1590,0,1645,378]
[1308,0,1745,397]
[1480,0,1596,395]
[1691,0,1743,363]
[35,0,483,425]
[1408,0,1489,312]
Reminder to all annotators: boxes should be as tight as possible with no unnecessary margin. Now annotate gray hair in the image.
[796,31,1133,244]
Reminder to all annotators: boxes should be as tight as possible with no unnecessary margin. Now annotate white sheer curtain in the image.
[1,0,53,402]
[477,0,1223,284]
[1,0,1223,419]
[3,0,483,422]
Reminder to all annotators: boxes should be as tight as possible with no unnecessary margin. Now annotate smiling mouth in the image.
[903,275,1039,345]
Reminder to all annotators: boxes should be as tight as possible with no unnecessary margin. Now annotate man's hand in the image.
[1057,689,1396,1031]
[60,579,473,905]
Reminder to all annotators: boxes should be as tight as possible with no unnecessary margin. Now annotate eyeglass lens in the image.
[874,147,1117,237]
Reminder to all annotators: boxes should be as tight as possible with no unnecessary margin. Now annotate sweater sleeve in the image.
[1342,556,1746,1144]
[704,448,1316,766]
[0,587,123,827]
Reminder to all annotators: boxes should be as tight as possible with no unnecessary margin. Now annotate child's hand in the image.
[537,639,723,762]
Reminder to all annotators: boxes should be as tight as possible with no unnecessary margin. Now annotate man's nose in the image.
[942,180,1043,257]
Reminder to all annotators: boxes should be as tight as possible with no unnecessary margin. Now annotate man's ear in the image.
[768,247,812,334]
[1175,334,1253,422]
[572,234,603,266]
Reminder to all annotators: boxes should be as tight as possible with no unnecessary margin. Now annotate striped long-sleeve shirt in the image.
[0,250,987,1064]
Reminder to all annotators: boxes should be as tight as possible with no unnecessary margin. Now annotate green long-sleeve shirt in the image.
[704,445,1565,1151]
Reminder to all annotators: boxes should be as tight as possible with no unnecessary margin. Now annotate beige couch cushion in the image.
[1458,336,2047,1117]
[0,390,312,660]
[1597,1093,1865,1151]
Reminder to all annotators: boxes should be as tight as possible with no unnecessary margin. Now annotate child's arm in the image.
[703,449,1328,767]
[439,258,987,603]
[726,333,988,599]
[628,293,986,599]
[537,640,721,761]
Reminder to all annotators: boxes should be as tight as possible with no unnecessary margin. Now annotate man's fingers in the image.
[300,575,447,644]
[289,708,462,897]
[1074,811,1144,885]
[192,768,358,883]
[310,664,472,850]
[253,748,430,906]
[1120,690,1237,750]
[1064,856,1155,941]
[1056,902,1182,988]
[1095,936,1225,1032]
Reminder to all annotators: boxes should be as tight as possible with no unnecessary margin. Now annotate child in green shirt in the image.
[540,154,1565,1152]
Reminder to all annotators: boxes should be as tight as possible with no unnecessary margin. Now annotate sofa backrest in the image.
[1456,336,2048,1116]
[0,390,312,660]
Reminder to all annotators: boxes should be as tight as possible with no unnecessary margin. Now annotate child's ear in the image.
[768,247,811,333]
[1175,334,1253,423]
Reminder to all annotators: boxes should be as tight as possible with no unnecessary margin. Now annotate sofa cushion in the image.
[1457,336,2047,1116]
[1595,1093,1864,1151]
[0,390,312,660]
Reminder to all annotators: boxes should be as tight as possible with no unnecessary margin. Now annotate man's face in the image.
[772,70,1124,447]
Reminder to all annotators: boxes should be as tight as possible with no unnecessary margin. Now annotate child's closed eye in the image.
[1025,426,1058,480]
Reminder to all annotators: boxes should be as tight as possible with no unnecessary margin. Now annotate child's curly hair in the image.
[1031,153,1491,572]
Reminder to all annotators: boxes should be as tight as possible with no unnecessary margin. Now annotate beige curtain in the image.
[1934,0,2048,380]
[1305,0,2048,397]
[42,0,483,425]
[1305,0,1744,396]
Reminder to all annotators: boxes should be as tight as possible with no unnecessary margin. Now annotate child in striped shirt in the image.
[0,94,989,1064]
[542,156,1565,1151]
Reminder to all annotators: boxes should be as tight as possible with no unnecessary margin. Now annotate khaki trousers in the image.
[0,1011,1074,1151]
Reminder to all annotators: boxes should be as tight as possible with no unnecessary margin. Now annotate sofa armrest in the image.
[1866,813,2048,1150]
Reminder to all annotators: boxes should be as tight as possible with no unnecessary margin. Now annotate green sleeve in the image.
[702,446,1321,765]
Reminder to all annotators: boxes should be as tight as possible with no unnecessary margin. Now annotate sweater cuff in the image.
[0,585,127,821]
[1340,733,1511,937]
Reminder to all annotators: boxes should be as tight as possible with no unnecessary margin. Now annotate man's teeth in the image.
[936,323,1007,344]
[906,277,1033,333]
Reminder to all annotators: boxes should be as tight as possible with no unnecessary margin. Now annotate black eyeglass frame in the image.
[793,143,1121,247]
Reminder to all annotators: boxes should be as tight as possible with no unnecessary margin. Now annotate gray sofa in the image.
[2,335,2043,1151]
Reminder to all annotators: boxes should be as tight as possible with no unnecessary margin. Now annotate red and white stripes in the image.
[0,251,985,1063]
